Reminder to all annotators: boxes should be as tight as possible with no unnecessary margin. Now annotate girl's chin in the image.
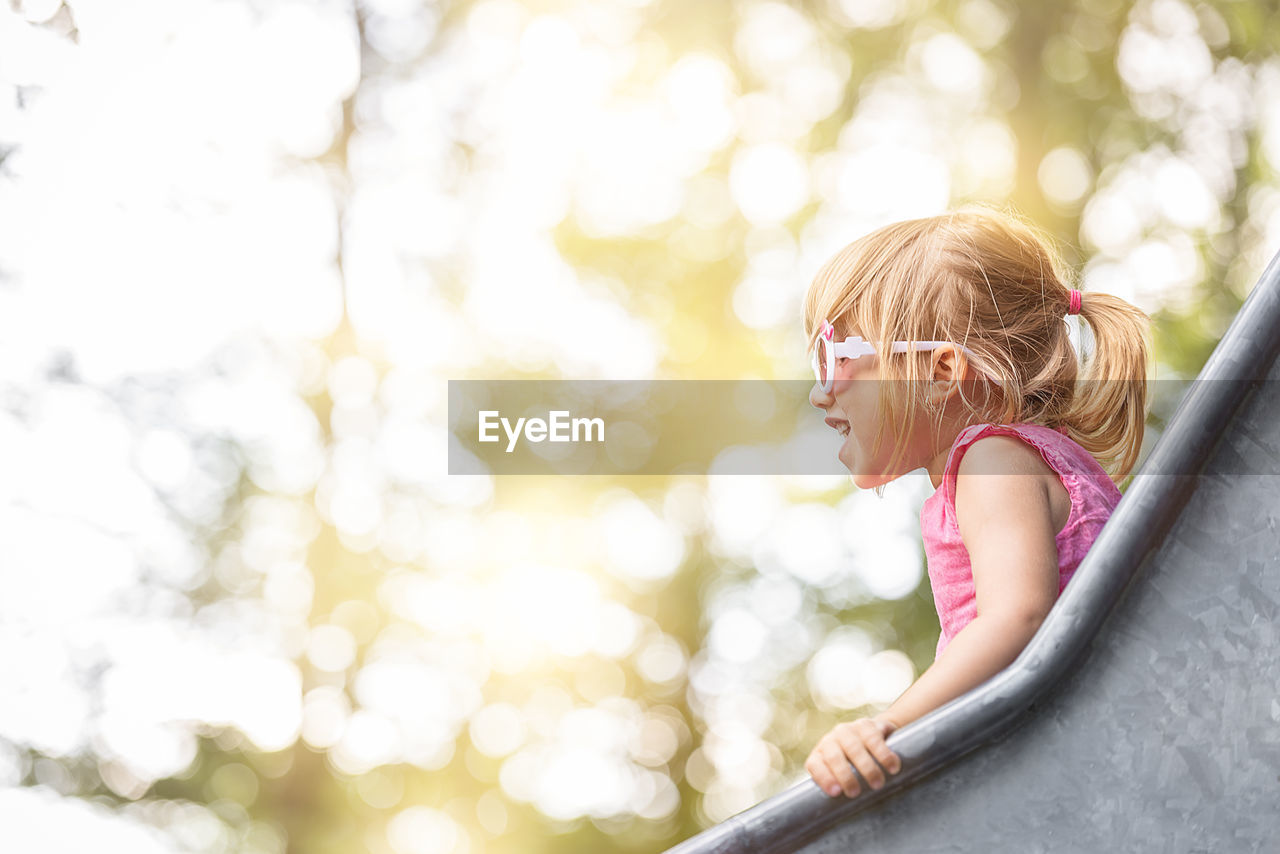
[839,449,888,489]
[838,442,886,488]
[838,450,873,488]
[847,472,881,490]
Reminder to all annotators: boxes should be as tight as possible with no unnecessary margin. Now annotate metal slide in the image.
[665,249,1280,854]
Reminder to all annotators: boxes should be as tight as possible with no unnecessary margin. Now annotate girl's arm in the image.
[877,436,1064,731]
[807,436,1066,798]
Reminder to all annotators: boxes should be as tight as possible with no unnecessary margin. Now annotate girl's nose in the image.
[809,382,834,410]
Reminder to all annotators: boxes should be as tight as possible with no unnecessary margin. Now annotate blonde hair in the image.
[803,203,1151,489]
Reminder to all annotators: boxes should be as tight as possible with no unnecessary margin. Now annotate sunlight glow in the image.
[729,143,811,226]
[2,0,1266,845]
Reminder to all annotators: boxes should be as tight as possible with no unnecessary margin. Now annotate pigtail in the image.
[1060,290,1152,483]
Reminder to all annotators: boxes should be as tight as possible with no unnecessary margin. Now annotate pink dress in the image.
[920,422,1122,660]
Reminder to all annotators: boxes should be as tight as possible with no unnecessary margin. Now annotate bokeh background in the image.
[2,0,1279,852]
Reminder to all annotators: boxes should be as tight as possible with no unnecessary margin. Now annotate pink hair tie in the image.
[1066,289,1082,316]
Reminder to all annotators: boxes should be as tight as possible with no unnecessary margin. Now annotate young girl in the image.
[801,204,1151,799]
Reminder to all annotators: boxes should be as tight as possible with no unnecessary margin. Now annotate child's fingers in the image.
[819,740,863,797]
[856,718,902,775]
[866,731,902,775]
[804,748,842,797]
[832,723,886,792]
[871,717,902,775]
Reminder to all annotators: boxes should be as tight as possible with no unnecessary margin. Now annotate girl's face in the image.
[809,338,934,489]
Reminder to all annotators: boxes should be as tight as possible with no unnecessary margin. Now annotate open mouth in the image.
[824,417,851,438]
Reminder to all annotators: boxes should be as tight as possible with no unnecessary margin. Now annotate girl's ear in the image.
[926,344,967,405]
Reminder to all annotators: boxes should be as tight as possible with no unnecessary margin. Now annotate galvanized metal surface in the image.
[664,250,1280,854]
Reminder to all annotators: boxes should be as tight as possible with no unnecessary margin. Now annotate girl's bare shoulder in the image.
[956,432,1071,534]
[956,432,1056,478]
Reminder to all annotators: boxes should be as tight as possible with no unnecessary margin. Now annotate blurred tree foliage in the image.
[10,1,1280,853]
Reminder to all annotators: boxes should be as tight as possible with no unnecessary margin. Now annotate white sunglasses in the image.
[811,319,978,393]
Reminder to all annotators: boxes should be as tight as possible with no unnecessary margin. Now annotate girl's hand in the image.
[805,715,901,798]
